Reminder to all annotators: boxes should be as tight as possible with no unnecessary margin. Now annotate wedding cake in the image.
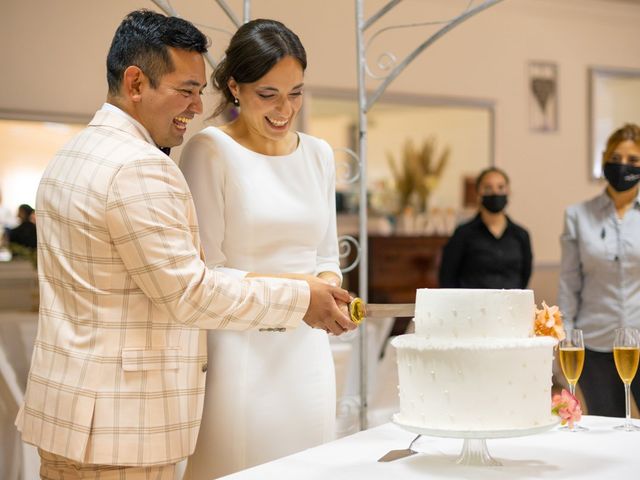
[392,289,557,431]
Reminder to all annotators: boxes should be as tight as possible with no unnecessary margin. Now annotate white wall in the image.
[308,103,491,209]
[2,0,640,263]
[0,120,84,215]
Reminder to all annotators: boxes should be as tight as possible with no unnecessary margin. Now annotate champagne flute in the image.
[613,327,640,431]
[559,329,587,431]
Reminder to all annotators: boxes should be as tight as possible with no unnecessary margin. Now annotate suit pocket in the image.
[121,347,180,371]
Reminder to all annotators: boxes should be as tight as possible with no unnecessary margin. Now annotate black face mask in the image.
[481,194,508,213]
[603,162,640,192]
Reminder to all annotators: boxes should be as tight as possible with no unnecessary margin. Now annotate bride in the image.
[180,19,345,479]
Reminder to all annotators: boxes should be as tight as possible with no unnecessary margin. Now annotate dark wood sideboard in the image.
[344,235,449,334]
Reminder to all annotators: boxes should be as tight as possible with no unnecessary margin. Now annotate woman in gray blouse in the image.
[559,123,640,417]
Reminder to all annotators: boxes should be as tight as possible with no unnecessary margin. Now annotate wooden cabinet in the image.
[344,235,449,335]
[345,235,449,303]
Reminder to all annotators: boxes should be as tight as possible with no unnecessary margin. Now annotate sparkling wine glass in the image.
[559,329,587,431]
[613,327,640,431]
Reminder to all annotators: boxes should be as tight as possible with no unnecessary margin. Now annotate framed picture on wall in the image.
[528,61,558,132]
[589,67,640,179]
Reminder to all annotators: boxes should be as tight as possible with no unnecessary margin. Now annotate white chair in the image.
[0,346,38,480]
[0,311,39,480]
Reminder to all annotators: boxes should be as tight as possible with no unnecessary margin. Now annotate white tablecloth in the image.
[220,415,640,479]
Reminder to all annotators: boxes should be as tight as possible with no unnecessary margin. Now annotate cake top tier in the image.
[414,288,535,340]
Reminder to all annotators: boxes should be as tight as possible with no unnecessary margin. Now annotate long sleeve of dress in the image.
[558,207,582,331]
[314,141,342,281]
[180,133,247,279]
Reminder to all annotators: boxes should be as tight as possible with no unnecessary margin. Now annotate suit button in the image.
[201,363,208,373]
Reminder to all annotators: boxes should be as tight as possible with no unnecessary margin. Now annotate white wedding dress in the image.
[179,127,341,479]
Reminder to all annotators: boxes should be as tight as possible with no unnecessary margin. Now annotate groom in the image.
[16,10,354,478]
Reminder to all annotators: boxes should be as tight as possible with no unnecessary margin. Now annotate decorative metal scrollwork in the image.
[364,51,398,80]
[333,147,361,185]
[362,1,475,81]
[335,396,362,438]
[339,235,361,274]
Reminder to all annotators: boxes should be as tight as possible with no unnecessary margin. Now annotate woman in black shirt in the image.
[439,167,532,289]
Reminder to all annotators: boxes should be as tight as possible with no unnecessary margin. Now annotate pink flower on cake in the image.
[534,301,566,341]
[552,389,582,428]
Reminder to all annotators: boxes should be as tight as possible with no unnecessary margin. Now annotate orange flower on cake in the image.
[534,301,566,341]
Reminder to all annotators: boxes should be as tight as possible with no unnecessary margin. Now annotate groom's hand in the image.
[303,278,355,335]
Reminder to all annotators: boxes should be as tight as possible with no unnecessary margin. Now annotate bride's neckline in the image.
[213,126,301,158]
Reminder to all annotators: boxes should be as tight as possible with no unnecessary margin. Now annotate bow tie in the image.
[159,146,171,156]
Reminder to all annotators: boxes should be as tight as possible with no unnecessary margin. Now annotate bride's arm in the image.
[180,131,248,280]
[315,140,343,286]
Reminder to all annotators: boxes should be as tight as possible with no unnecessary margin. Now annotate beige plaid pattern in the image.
[16,108,310,467]
[39,449,175,480]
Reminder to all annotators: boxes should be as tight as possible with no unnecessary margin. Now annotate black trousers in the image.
[578,348,640,417]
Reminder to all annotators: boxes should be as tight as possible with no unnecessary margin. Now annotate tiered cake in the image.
[392,289,557,431]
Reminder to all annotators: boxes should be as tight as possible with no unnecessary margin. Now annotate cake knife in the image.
[348,297,415,325]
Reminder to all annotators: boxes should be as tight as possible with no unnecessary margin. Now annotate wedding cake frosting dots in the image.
[392,288,557,432]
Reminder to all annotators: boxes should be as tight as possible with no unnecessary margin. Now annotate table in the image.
[220,416,640,479]
[0,260,38,311]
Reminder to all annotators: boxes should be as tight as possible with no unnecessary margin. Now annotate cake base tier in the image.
[392,413,559,439]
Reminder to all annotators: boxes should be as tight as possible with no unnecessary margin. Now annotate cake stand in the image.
[392,413,558,466]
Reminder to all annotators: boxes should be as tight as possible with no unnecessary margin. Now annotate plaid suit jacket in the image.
[15,107,310,466]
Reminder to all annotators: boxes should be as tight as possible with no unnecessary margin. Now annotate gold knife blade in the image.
[348,298,415,325]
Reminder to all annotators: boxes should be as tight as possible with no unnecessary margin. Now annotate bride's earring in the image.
[233,97,240,106]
